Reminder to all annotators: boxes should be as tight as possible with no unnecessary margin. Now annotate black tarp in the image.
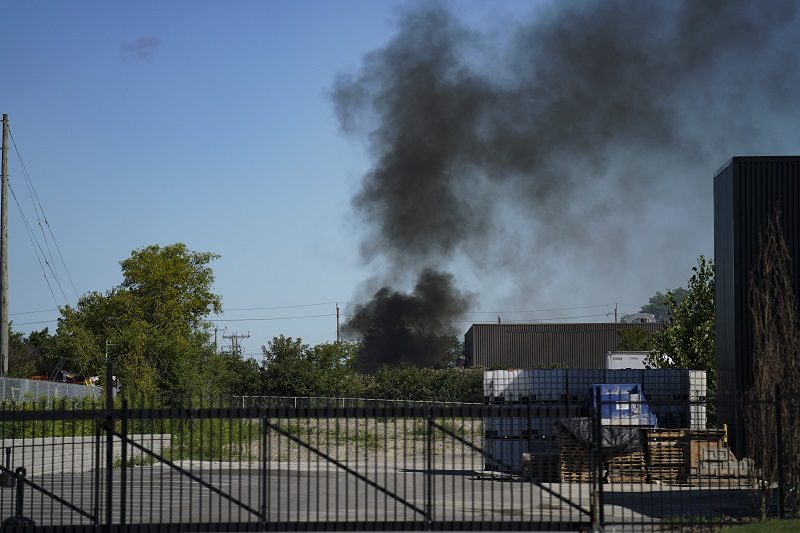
[557,417,643,456]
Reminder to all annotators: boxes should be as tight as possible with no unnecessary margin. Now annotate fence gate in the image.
[0,399,598,532]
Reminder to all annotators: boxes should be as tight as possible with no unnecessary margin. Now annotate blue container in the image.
[590,384,657,427]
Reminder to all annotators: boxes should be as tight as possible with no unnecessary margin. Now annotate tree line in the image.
[7,243,481,402]
[7,242,720,403]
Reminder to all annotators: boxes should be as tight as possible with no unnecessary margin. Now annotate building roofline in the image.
[714,156,800,178]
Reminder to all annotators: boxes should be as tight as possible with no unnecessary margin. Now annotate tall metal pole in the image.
[336,304,340,342]
[1,114,9,376]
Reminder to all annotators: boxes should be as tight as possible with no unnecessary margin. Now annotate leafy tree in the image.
[7,327,58,378]
[616,327,655,351]
[207,351,261,397]
[639,287,689,322]
[368,366,483,402]
[260,336,361,397]
[646,256,715,392]
[55,243,221,399]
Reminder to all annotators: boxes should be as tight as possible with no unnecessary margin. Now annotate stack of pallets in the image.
[606,450,647,483]
[557,427,593,482]
[686,429,726,467]
[645,429,688,484]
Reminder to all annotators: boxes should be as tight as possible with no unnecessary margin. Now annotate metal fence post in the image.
[120,398,128,526]
[592,386,605,532]
[426,409,433,529]
[261,415,269,524]
[776,385,785,519]
[94,416,101,524]
[105,359,114,530]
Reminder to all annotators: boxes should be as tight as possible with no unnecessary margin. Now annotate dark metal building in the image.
[715,157,800,393]
[714,156,800,452]
[464,323,662,368]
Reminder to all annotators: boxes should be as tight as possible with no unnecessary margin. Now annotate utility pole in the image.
[1,114,8,376]
[336,304,340,342]
[614,303,618,324]
[211,325,226,354]
[223,332,250,358]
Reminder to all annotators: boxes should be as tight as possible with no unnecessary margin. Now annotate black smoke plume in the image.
[343,269,473,372]
[334,0,800,367]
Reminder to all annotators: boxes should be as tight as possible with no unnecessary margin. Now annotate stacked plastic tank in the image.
[591,384,657,427]
[482,368,707,472]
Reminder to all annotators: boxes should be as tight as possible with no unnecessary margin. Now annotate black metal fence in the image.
[0,386,797,531]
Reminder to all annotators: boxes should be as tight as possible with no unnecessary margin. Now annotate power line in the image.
[8,127,79,300]
[216,301,637,316]
[222,301,342,312]
[462,312,613,323]
[12,319,58,326]
[210,313,337,323]
[9,308,60,316]
[7,183,62,306]
[461,304,621,315]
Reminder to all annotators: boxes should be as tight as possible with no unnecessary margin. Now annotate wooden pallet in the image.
[558,428,593,482]
[644,428,689,484]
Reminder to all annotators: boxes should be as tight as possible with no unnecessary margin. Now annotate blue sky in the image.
[4,0,792,359]
[2,1,408,356]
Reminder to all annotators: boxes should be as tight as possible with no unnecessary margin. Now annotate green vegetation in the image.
[5,243,483,405]
[719,519,800,532]
[56,243,223,399]
[616,327,655,351]
[646,255,716,394]
[637,287,689,323]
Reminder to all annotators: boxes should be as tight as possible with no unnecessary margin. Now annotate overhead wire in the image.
[210,310,616,324]
[7,182,63,307]
[223,302,342,312]
[11,319,58,326]
[216,300,639,317]
[210,313,337,323]
[9,307,60,316]
[9,127,79,300]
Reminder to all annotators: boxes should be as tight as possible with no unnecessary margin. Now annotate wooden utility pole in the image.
[1,114,8,376]
[336,304,340,342]
[223,331,250,358]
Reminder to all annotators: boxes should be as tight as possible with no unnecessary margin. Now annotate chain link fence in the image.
[0,377,103,403]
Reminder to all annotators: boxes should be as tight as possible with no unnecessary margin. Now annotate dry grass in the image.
[222,417,485,467]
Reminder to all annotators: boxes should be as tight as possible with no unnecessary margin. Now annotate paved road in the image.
[0,464,759,529]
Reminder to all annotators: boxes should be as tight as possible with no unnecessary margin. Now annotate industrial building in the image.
[464,323,661,369]
[714,156,800,452]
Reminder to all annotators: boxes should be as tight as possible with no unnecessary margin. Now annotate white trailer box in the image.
[605,351,647,369]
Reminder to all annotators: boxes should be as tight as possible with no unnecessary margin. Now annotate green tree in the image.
[616,327,655,351]
[260,336,361,397]
[639,287,690,322]
[7,326,58,378]
[207,351,261,397]
[646,256,715,392]
[55,243,221,399]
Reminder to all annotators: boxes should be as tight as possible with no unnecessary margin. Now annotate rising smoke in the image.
[343,269,473,372]
[334,0,800,369]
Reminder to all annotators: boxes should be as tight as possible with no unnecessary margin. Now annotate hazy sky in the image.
[2,1,796,358]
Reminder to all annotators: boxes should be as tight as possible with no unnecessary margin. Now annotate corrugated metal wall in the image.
[714,162,737,399]
[714,156,800,455]
[715,157,800,395]
[464,323,662,369]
